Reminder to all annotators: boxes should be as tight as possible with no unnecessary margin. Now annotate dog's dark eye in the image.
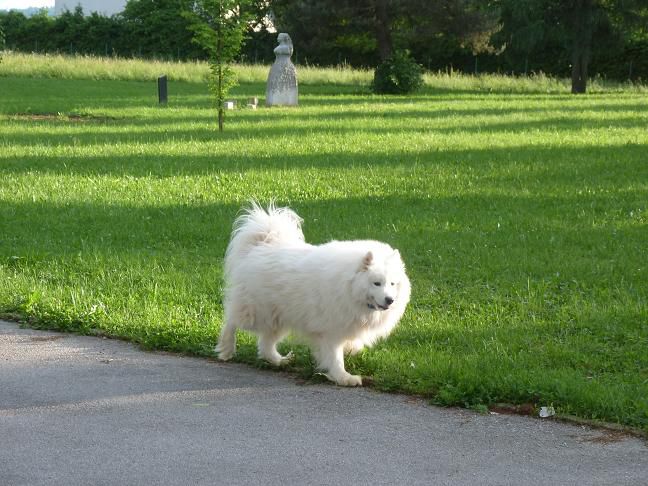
[390,282,396,286]
[373,282,381,286]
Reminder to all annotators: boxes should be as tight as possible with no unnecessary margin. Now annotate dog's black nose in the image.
[385,297,394,306]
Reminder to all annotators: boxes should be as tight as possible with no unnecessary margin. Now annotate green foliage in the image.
[372,50,423,94]
[207,63,238,107]
[272,0,498,67]
[0,1,264,62]
[491,0,648,91]
[120,0,204,59]
[185,0,251,130]
[185,1,251,62]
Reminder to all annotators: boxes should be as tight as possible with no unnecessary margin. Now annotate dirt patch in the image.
[9,112,117,123]
[489,403,536,416]
[580,429,632,445]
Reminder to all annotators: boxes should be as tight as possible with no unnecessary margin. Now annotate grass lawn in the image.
[1,55,646,432]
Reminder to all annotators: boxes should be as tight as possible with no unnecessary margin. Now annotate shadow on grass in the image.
[2,85,645,149]
[2,77,645,113]
[1,115,646,150]
[1,144,647,200]
[2,190,645,284]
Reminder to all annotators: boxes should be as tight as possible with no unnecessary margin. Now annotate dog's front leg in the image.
[343,339,365,356]
[314,340,362,386]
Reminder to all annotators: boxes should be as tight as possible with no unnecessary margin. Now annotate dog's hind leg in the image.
[257,328,293,366]
[215,320,237,361]
[215,296,250,361]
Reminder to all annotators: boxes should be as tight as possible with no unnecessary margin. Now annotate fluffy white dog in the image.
[215,203,411,386]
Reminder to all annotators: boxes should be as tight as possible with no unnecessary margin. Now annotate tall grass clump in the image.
[0,52,373,86]
[425,70,648,94]
[4,52,645,93]
[235,62,373,86]
[0,52,209,82]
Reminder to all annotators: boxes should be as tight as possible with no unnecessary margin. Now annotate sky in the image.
[0,1,54,9]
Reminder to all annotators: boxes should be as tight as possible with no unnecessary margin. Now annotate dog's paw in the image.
[331,373,363,387]
[277,351,294,366]
[215,347,234,361]
[261,350,294,366]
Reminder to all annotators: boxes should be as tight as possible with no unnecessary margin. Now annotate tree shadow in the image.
[1,143,646,189]
[2,76,644,150]
[2,190,645,281]
[2,90,646,149]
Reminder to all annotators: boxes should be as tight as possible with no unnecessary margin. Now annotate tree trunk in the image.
[217,0,224,131]
[571,50,588,94]
[570,0,593,94]
[218,62,224,131]
[374,0,393,61]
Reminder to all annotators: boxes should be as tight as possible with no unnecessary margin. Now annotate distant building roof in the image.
[54,0,127,16]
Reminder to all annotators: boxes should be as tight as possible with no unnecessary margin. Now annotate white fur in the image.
[215,203,411,386]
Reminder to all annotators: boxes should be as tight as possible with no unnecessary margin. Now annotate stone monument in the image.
[266,33,298,106]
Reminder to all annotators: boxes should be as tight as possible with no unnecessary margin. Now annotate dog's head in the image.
[357,249,409,312]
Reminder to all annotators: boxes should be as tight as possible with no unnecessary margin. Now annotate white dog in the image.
[215,203,411,386]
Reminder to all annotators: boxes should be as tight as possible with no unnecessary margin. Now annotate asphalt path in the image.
[1,320,646,485]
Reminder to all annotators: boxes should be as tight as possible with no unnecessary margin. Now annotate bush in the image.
[372,51,423,94]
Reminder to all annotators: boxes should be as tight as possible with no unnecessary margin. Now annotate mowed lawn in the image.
[0,69,646,431]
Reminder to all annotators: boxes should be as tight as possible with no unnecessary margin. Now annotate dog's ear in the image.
[388,249,406,272]
[359,251,373,271]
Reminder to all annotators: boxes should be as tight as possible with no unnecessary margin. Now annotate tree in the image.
[239,0,275,63]
[52,6,86,54]
[82,12,125,56]
[563,0,648,93]
[121,0,203,59]
[23,9,54,52]
[186,0,251,131]
[493,0,648,93]
[0,11,27,52]
[271,0,498,67]
[490,0,551,74]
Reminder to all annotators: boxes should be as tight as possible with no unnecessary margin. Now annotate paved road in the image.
[1,320,646,486]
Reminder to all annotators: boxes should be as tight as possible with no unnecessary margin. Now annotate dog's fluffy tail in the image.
[224,202,304,276]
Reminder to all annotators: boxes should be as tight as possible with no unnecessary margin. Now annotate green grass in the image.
[3,52,647,93]
[0,52,373,86]
[1,56,647,432]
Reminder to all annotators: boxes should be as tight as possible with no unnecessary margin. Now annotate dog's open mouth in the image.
[368,301,390,311]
